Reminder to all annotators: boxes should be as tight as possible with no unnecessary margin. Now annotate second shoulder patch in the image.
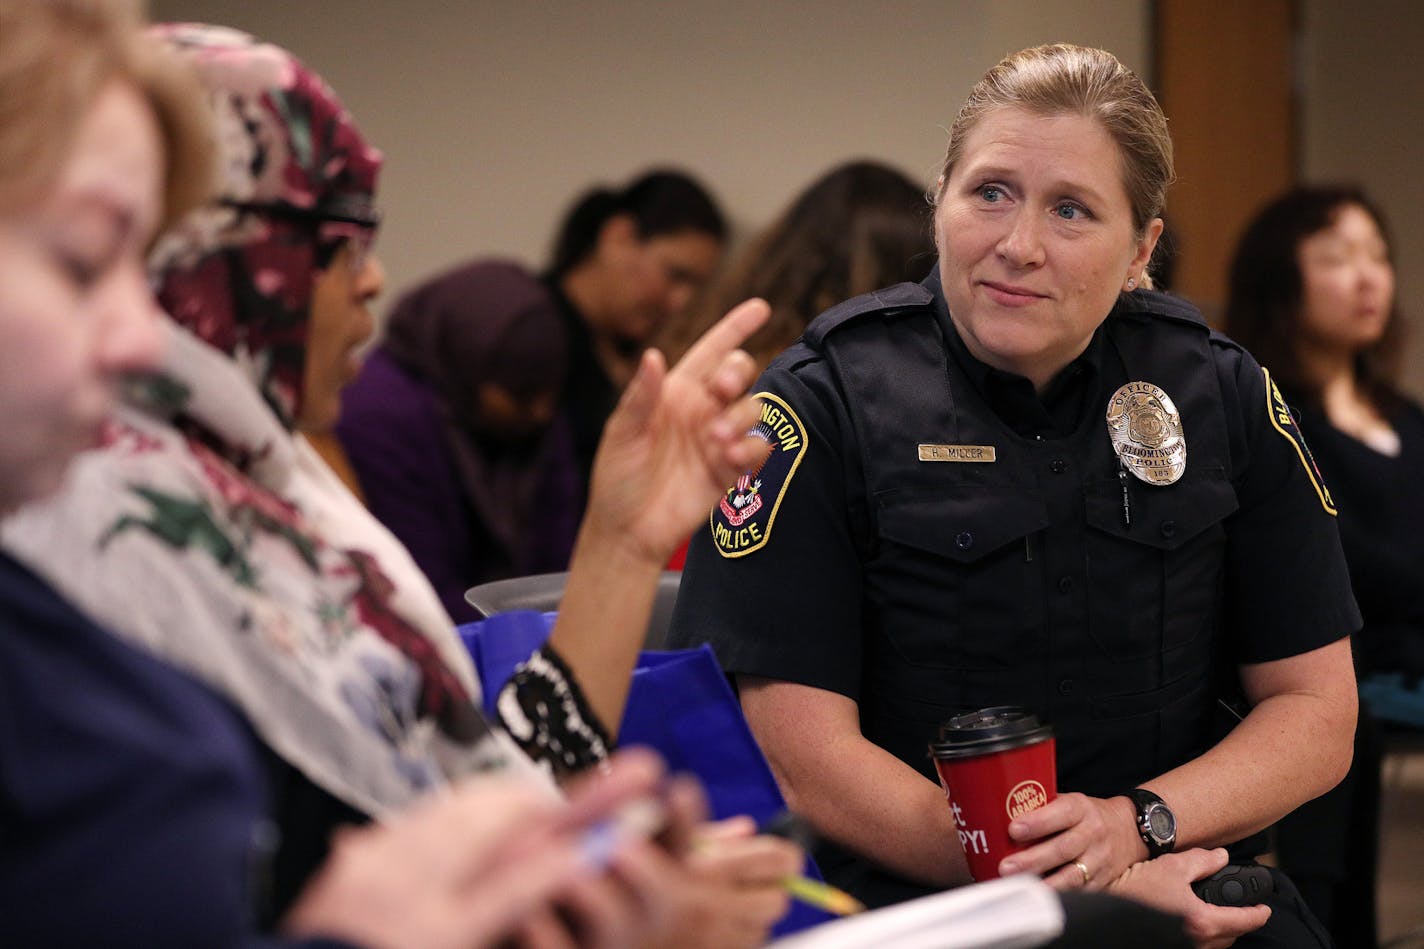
[1263,367,1337,516]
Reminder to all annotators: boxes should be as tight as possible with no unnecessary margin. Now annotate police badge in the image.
[1105,381,1186,486]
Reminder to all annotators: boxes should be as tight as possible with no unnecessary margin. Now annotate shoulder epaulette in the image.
[1117,288,1251,356]
[804,282,933,348]
[1116,288,1208,330]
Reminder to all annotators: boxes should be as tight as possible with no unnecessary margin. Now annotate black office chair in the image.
[464,570,682,650]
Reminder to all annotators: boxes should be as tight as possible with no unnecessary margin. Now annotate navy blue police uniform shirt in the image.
[667,269,1360,897]
[0,550,356,949]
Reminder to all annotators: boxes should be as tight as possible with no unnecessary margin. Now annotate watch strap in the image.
[1127,787,1177,857]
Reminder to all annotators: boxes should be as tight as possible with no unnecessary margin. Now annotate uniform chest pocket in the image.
[871,487,1049,670]
[1082,471,1238,660]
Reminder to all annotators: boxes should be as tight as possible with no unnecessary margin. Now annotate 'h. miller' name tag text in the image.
[917,444,997,463]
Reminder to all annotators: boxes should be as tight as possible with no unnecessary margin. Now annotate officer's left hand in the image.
[1109,849,1271,949]
[995,792,1144,891]
[583,298,773,565]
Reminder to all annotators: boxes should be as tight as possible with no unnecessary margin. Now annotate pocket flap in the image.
[1084,470,1238,550]
[877,487,1049,563]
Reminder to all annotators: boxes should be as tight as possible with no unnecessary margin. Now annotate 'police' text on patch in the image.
[711,393,809,558]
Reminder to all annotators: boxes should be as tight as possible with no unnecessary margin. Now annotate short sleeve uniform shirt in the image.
[670,273,1358,797]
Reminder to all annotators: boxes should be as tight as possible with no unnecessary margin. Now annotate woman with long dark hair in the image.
[668,159,935,370]
[1225,185,1421,948]
[545,169,728,496]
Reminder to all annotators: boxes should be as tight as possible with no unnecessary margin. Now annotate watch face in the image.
[1147,804,1176,840]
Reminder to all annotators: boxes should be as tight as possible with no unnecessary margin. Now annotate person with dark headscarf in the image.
[339,260,583,622]
[339,172,726,609]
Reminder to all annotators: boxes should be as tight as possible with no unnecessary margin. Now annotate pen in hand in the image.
[761,809,866,916]
[782,873,866,916]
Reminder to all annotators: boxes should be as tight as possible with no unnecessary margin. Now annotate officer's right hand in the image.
[1108,848,1271,949]
[997,791,1144,892]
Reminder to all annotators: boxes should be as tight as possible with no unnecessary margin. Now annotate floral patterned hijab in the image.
[1,25,544,814]
[148,22,382,430]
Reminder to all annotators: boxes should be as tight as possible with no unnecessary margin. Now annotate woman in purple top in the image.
[339,260,583,622]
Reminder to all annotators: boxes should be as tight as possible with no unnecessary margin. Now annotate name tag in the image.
[918,444,996,463]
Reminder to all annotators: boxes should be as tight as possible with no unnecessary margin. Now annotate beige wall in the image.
[149,0,1424,398]
[1300,0,1424,398]
[149,0,1147,303]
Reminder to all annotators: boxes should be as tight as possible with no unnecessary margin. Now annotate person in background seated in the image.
[545,169,728,504]
[339,261,581,622]
[670,43,1359,948]
[340,171,726,601]
[665,158,936,372]
[1225,184,1423,948]
[2,19,799,948]
[0,4,721,947]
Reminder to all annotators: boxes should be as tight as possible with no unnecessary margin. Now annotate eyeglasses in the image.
[320,222,378,276]
[220,196,381,274]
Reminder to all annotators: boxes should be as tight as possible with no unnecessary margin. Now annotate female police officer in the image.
[669,44,1358,946]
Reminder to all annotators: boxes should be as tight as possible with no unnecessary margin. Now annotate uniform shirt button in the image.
[955,531,974,550]
[1160,520,1178,539]
[1050,459,1068,474]
[1057,576,1074,594]
[1057,678,1075,695]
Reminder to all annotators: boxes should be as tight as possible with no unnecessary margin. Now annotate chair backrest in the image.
[465,570,682,649]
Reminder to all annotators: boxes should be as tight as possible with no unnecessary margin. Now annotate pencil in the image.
[782,875,866,916]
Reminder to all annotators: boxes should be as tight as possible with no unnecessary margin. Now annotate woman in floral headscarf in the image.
[0,23,798,944]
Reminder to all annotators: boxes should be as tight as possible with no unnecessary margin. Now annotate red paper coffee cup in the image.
[929,706,1057,881]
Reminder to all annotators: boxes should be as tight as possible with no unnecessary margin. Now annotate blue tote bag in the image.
[459,610,788,821]
[621,646,788,823]
[459,610,834,935]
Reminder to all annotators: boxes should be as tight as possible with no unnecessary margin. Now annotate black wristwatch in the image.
[1127,788,1177,857]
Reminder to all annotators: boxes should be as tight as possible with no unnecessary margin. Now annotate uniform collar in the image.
[922,267,1104,438]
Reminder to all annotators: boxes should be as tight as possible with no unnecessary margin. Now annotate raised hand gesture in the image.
[551,299,772,733]
[583,297,772,563]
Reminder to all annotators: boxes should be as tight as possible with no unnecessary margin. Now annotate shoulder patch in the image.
[710,392,809,557]
[1263,367,1337,515]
